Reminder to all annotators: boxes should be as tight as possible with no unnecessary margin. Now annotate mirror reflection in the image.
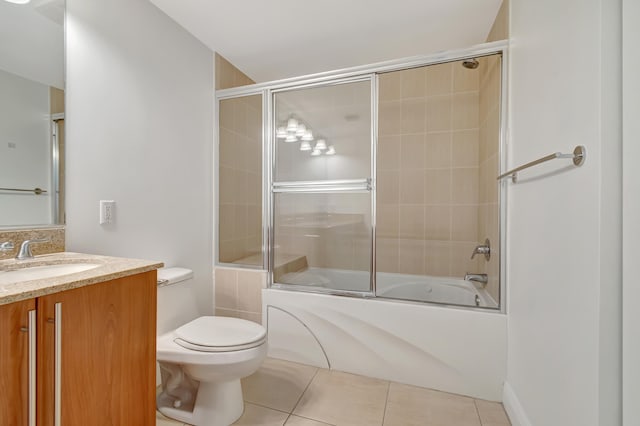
[0,0,65,227]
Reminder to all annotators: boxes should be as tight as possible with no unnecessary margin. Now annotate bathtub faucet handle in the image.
[470,238,491,261]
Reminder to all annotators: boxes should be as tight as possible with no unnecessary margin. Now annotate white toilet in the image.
[156,268,267,426]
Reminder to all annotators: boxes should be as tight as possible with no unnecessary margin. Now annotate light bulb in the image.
[310,149,322,156]
[301,130,314,141]
[285,134,298,143]
[295,123,307,137]
[276,127,287,139]
[315,139,327,150]
[326,146,336,155]
[300,141,312,151]
[286,118,298,132]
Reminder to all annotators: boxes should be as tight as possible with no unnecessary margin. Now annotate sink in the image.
[0,263,102,286]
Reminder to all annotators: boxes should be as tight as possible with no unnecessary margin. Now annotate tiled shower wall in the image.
[376,61,484,279]
[215,54,265,323]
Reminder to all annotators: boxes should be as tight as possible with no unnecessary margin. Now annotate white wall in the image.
[0,69,52,226]
[506,0,621,425]
[622,0,640,423]
[65,0,214,316]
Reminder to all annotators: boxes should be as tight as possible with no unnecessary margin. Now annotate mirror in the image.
[0,0,65,228]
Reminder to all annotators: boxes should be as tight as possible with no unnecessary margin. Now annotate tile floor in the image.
[156,358,511,426]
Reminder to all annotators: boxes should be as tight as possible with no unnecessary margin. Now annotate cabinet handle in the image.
[54,303,62,426]
[28,310,36,426]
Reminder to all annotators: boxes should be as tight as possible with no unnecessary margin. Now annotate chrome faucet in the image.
[470,238,491,261]
[0,241,14,253]
[464,273,488,287]
[16,238,50,260]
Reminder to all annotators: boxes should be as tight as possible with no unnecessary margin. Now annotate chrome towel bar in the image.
[0,187,47,194]
[497,145,586,183]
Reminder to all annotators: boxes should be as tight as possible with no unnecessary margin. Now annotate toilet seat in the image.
[173,316,266,353]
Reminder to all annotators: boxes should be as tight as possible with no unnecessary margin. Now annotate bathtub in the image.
[263,270,506,401]
[277,268,498,308]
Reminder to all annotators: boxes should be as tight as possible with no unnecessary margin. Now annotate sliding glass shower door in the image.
[271,79,374,295]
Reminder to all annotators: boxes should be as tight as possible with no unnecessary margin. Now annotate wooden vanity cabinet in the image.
[0,298,35,425]
[1,271,157,426]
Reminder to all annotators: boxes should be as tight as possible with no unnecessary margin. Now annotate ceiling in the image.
[148,0,503,83]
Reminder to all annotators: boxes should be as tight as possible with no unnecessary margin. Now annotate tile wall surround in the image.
[0,227,65,259]
[214,266,266,324]
[216,54,264,266]
[377,61,485,279]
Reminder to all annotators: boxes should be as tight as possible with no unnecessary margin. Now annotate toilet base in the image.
[158,379,244,426]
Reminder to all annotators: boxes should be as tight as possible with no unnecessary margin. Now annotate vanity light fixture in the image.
[276,127,287,139]
[3,0,31,3]
[300,141,312,151]
[286,118,298,132]
[315,139,327,150]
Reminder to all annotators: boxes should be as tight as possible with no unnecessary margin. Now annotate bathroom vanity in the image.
[0,252,162,426]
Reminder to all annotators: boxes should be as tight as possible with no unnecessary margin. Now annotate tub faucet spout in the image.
[464,273,488,287]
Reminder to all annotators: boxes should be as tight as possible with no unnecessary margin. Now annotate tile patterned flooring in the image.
[157,358,511,426]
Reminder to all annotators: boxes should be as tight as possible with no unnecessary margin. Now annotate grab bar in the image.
[497,145,586,183]
[0,187,47,195]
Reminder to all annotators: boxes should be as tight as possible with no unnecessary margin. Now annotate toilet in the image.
[156,268,267,426]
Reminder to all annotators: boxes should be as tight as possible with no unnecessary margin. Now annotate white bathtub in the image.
[277,268,498,308]
[264,270,506,401]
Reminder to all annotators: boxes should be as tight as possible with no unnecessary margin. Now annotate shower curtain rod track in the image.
[497,145,586,183]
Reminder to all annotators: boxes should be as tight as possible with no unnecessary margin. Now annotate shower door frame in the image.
[215,40,509,313]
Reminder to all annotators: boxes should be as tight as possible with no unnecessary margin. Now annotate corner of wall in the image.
[502,382,532,426]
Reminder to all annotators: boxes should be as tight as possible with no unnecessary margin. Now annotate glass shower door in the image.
[271,79,373,295]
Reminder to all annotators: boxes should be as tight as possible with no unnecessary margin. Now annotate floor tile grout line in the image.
[381,380,392,426]
[290,367,321,416]
[473,398,484,426]
[242,399,291,415]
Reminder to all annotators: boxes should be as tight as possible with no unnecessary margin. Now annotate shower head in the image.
[462,58,479,70]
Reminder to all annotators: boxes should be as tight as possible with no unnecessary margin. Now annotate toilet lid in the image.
[173,316,266,351]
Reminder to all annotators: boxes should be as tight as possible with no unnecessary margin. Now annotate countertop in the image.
[0,252,164,305]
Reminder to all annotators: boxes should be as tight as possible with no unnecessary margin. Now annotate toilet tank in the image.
[157,267,199,336]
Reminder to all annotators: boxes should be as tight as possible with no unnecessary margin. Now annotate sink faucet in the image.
[16,238,50,260]
[1,241,14,252]
[464,273,488,287]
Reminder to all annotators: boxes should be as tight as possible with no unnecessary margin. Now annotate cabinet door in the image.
[0,298,35,426]
[37,272,157,426]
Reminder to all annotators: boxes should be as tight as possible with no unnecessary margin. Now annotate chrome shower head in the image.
[462,58,479,69]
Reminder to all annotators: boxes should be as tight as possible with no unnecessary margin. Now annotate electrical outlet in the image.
[99,200,115,225]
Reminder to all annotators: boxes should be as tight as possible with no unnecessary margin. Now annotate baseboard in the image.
[503,382,532,426]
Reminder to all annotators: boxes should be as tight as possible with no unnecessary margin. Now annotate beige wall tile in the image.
[376,237,399,273]
[399,169,425,204]
[400,134,425,169]
[425,132,452,169]
[451,206,479,242]
[424,241,452,277]
[426,95,452,132]
[453,130,480,168]
[401,99,426,134]
[215,307,239,318]
[219,204,235,241]
[377,170,400,204]
[379,101,402,135]
[399,205,425,239]
[377,205,399,238]
[401,67,426,99]
[450,242,481,277]
[452,168,479,204]
[378,135,401,170]
[452,92,479,130]
[236,311,262,324]
[424,205,451,240]
[214,268,237,309]
[379,72,402,101]
[425,169,452,205]
[293,369,388,426]
[453,61,480,92]
[426,62,453,96]
[237,270,264,313]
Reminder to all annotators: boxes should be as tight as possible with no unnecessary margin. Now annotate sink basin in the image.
[0,263,102,286]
